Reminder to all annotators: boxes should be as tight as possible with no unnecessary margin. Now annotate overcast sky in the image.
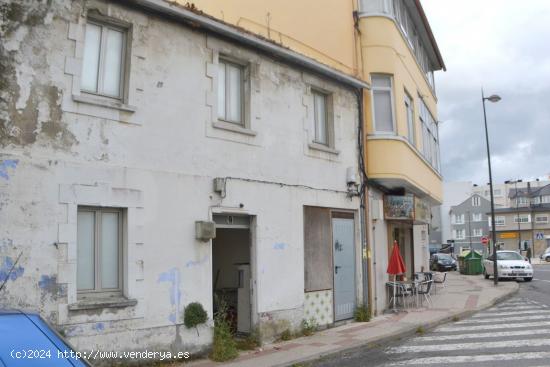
[422,0,550,185]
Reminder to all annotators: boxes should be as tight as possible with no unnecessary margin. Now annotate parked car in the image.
[0,309,91,366]
[430,253,457,271]
[540,248,550,262]
[483,250,533,281]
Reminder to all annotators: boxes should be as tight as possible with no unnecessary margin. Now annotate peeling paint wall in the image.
[0,0,361,361]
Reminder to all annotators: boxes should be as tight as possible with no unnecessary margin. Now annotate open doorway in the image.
[212,214,252,335]
[390,224,414,279]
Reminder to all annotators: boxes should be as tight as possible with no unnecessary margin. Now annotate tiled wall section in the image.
[304,290,333,326]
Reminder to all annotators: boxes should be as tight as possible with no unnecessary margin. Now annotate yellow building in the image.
[185,0,445,314]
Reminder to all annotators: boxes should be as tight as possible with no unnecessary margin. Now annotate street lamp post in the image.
[482,90,501,286]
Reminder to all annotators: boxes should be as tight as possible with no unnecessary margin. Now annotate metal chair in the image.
[433,272,447,294]
[416,279,434,307]
[387,281,413,309]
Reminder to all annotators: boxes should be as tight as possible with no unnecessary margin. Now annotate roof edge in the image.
[414,0,446,72]
[122,0,370,90]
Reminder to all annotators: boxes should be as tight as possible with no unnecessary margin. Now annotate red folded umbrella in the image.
[387,240,406,276]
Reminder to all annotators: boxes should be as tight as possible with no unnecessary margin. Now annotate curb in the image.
[277,283,519,367]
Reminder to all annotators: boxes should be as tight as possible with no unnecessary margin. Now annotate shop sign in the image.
[499,232,518,239]
[414,197,431,224]
[384,195,414,220]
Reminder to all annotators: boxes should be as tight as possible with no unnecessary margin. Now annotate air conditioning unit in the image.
[195,221,216,242]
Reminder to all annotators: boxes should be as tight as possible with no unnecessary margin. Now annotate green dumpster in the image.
[459,250,483,275]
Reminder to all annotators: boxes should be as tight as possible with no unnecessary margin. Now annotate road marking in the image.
[414,328,550,342]
[388,337,550,354]
[386,351,550,366]
[472,309,550,318]
[455,314,550,324]
[534,278,550,283]
[493,305,542,311]
[437,320,550,332]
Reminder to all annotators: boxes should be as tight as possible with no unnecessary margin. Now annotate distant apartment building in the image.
[432,179,550,248]
[492,184,550,255]
[449,194,491,252]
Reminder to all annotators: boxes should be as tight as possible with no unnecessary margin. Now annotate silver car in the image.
[540,248,550,262]
[483,250,533,281]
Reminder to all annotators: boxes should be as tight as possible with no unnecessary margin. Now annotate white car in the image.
[483,250,533,281]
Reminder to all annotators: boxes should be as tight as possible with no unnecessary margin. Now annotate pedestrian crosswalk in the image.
[384,298,550,366]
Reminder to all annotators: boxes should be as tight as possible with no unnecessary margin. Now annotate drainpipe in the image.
[355,87,372,314]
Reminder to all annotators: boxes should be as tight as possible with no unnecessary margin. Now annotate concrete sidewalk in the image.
[184,272,518,367]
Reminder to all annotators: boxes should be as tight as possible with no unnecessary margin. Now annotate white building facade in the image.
[0,0,368,359]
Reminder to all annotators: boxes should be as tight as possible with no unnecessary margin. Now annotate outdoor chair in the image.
[433,272,447,294]
[387,281,414,309]
[416,279,433,307]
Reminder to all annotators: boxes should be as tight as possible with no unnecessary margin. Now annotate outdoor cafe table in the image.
[386,279,421,310]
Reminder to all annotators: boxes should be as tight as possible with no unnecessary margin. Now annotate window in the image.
[418,98,440,171]
[489,216,506,227]
[404,92,415,145]
[218,59,244,125]
[472,213,482,222]
[472,196,481,207]
[77,207,123,296]
[536,215,549,224]
[313,90,329,145]
[455,229,466,240]
[517,197,529,206]
[81,21,127,99]
[543,196,550,204]
[371,75,394,133]
[514,214,531,223]
[453,214,465,224]
[473,228,483,237]
[493,189,502,197]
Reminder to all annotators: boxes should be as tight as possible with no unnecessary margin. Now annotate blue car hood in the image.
[0,310,90,366]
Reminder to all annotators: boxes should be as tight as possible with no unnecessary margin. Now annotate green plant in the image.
[280,329,293,341]
[416,326,425,335]
[183,302,208,336]
[452,316,460,322]
[235,335,259,351]
[210,299,239,362]
[354,304,371,322]
[300,318,318,337]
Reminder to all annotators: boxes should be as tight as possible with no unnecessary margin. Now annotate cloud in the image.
[422,0,550,184]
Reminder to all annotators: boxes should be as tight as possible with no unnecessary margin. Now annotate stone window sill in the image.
[68,297,137,311]
[308,142,340,155]
[213,120,257,136]
[72,94,137,113]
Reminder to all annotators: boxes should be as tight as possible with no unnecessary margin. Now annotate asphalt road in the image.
[311,264,550,367]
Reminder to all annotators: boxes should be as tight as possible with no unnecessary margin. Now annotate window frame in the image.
[513,214,531,224]
[312,89,331,146]
[404,91,415,145]
[472,213,482,222]
[472,196,481,207]
[535,214,549,224]
[217,57,246,126]
[81,19,129,101]
[371,74,396,134]
[77,206,124,299]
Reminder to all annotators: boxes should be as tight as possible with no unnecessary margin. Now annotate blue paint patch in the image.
[158,268,182,324]
[185,255,209,268]
[273,242,288,250]
[0,256,24,282]
[93,322,105,332]
[38,275,56,289]
[0,159,18,180]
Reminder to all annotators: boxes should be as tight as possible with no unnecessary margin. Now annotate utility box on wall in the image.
[195,221,216,241]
